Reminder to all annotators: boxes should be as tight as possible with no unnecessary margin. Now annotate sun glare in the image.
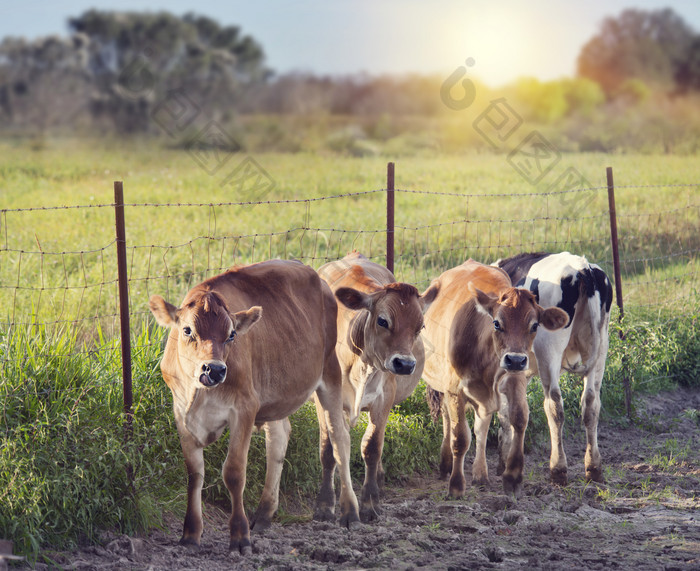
[445,4,578,87]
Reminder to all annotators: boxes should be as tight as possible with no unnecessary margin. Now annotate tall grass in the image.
[0,323,145,556]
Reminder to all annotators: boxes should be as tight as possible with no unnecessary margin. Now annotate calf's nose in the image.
[391,356,416,376]
[201,362,227,385]
[503,353,528,372]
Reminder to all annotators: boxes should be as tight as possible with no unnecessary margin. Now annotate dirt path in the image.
[27,388,700,570]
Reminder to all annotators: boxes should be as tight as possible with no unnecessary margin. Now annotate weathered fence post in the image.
[114,181,133,432]
[606,167,631,417]
[386,162,395,274]
[607,167,624,320]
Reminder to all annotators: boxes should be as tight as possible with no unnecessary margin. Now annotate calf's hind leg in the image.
[471,410,493,488]
[538,360,568,485]
[250,418,292,531]
[313,384,361,528]
[313,394,338,522]
[581,349,607,482]
[445,390,471,498]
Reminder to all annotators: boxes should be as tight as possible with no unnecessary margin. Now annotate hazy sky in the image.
[2,1,699,86]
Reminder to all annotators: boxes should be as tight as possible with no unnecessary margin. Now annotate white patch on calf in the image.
[348,365,383,427]
[525,252,588,307]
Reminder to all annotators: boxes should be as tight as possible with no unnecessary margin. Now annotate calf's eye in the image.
[377,317,389,329]
[226,330,237,342]
[531,322,540,333]
[493,320,502,331]
[182,326,193,337]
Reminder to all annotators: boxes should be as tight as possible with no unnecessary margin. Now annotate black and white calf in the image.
[494,252,613,485]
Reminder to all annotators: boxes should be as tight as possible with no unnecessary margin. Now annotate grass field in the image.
[2,138,697,320]
[1,137,699,561]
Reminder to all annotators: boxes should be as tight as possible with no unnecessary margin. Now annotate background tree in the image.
[577,8,696,95]
[675,36,700,92]
[68,10,268,132]
[0,34,91,132]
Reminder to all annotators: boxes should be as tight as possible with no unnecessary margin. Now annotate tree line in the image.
[1,8,700,143]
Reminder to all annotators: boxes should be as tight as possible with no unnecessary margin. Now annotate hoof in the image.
[471,476,489,490]
[550,467,568,486]
[502,476,522,498]
[249,515,272,532]
[178,537,200,549]
[448,473,467,498]
[229,537,252,556]
[339,509,361,529]
[585,466,605,483]
[313,506,335,522]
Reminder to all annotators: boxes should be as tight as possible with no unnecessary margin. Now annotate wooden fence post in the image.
[386,162,395,274]
[114,181,133,431]
[606,167,631,418]
[607,167,624,320]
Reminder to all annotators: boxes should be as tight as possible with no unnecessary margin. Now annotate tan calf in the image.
[422,260,568,497]
[148,260,359,554]
[318,252,439,521]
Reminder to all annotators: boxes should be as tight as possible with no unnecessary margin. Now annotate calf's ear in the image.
[539,306,569,331]
[149,295,179,327]
[419,282,440,313]
[234,306,263,335]
[335,287,372,311]
[472,285,498,317]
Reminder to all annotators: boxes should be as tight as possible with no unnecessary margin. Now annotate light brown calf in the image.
[318,252,439,521]
[422,260,568,497]
[148,260,359,554]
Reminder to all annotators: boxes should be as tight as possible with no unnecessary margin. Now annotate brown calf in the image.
[422,260,568,497]
[148,260,359,554]
[318,252,439,521]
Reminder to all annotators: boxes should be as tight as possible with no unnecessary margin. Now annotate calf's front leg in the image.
[359,391,393,522]
[498,374,529,497]
[223,420,255,555]
[178,431,205,547]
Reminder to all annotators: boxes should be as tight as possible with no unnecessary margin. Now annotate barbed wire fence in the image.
[1,163,698,422]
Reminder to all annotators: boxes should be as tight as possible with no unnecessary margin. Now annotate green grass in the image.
[1,137,698,561]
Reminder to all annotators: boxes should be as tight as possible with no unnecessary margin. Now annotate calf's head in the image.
[149,291,262,387]
[335,282,439,375]
[472,286,568,372]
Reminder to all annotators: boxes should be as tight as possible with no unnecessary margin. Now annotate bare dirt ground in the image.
[23,388,700,570]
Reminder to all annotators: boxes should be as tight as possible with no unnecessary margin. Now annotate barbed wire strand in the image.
[1,183,697,364]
